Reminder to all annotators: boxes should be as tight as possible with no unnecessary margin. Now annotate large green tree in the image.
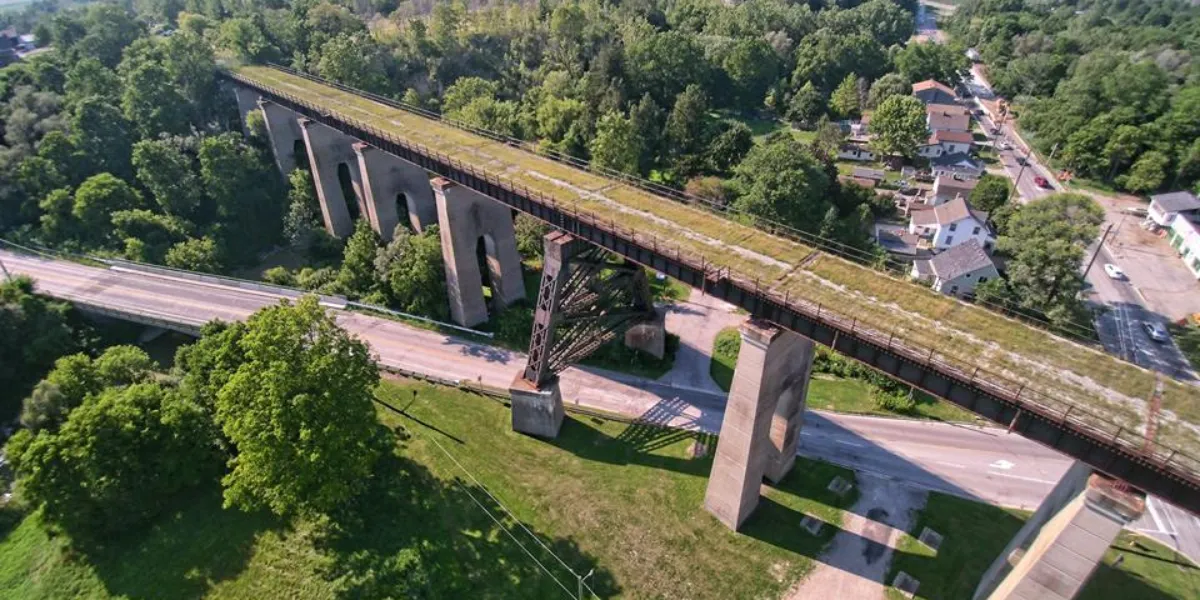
[72,173,141,243]
[730,134,832,230]
[999,193,1103,318]
[590,111,642,176]
[374,226,448,319]
[870,95,928,159]
[0,277,77,420]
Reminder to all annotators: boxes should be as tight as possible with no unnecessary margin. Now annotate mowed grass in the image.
[0,379,859,600]
[885,493,1200,600]
[232,65,1200,459]
[711,327,977,423]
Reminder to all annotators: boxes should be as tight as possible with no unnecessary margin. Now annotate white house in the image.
[1168,215,1200,279]
[918,130,975,158]
[911,239,999,298]
[838,142,875,162]
[908,196,995,251]
[1148,191,1200,228]
[931,175,977,205]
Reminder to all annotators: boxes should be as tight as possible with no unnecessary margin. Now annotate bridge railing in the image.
[256,64,1110,348]
[228,73,1200,490]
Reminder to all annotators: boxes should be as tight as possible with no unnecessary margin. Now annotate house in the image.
[16,34,35,52]
[1147,191,1200,228]
[911,239,999,298]
[930,175,977,205]
[908,196,995,251]
[926,105,971,133]
[912,80,957,105]
[837,142,875,162]
[930,153,985,179]
[1168,216,1200,279]
[918,130,975,158]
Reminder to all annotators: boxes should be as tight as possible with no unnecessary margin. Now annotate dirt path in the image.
[783,474,928,599]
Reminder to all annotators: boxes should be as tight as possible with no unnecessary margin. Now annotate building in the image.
[931,175,977,205]
[926,104,971,133]
[930,153,985,179]
[837,142,875,162]
[918,130,975,158]
[912,80,957,105]
[1168,216,1200,279]
[1147,191,1200,228]
[908,196,995,251]
[911,239,999,298]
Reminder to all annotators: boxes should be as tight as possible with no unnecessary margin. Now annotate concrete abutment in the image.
[299,117,363,239]
[258,99,305,176]
[353,142,439,241]
[431,177,526,327]
[973,462,1145,600]
[704,320,816,530]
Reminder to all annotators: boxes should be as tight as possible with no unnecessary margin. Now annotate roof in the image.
[913,259,934,277]
[853,167,886,180]
[930,152,982,168]
[913,80,956,96]
[930,130,975,144]
[928,239,996,280]
[911,196,981,227]
[927,107,970,131]
[1150,191,1200,213]
[927,103,969,116]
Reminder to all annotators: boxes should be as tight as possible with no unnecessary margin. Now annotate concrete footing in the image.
[431,177,526,327]
[509,374,565,438]
[259,99,305,175]
[353,142,438,241]
[299,118,362,238]
[624,310,666,359]
[973,462,1145,600]
[704,320,816,530]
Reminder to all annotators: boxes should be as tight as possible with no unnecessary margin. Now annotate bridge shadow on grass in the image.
[315,448,618,599]
[84,488,277,600]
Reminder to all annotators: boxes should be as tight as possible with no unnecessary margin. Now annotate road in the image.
[963,67,1059,204]
[3,249,1198,563]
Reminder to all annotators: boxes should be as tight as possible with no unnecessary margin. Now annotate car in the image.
[996,141,1011,151]
[1143,322,1170,343]
[1103,264,1125,279]
[1033,176,1052,188]
[989,127,1002,136]
[1017,156,1029,166]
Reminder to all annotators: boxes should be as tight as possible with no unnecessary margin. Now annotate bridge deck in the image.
[232,66,1200,468]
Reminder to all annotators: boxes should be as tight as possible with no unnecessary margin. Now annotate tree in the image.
[629,94,664,174]
[72,173,141,242]
[16,156,66,203]
[999,193,1103,314]
[198,133,285,257]
[1122,150,1170,194]
[6,381,216,543]
[867,73,908,109]
[214,297,385,518]
[665,84,711,174]
[969,174,1011,213]
[284,169,321,246]
[336,220,381,297]
[314,33,390,95]
[375,227,449,319]
[165,237,223,273]
[0,277,76,420]
[71,96,133,179]
[787,81,824,126]
[625,31,709,106]
[721,38,779,105]
[64,57,120,106]
[132,139,203,217]
[830,73,861,119]
[111,209,190,261]
[894,42,968,86]
[810,117,846,163]
[122,63,191,139]
[730,134,833,230]
[706,122,753,174]
[590,111,642,176]
[870,95,927,159]
[218,18,278,63]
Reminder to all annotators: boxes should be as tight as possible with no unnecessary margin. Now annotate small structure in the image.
[16,34,35,52]
[1168,215,1200,279]
[1147,191,1200,228]
[875,222,925,258]
[931,174,978,205]
[837,141,875,162]
[926,104,971,133]
[908,196,994,252]
[912,79,957,105]
[911,239,998,298]
[919,129,975,158]
[930,153,985,179]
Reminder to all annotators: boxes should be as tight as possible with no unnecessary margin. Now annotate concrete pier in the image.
[764,335,815,484]
[973,462,1145,600]
[509,374,564,438]
[299,118,362,238]
[258,99,306,176]
[353,142,438,241]
[704,320,816,530]
[232,87,260,135]
[431,177,526,327]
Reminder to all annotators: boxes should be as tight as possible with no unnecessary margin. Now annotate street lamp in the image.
[577,568,594,600]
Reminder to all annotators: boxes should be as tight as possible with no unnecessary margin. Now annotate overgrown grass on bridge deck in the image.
[0,379,857,600]
[234,65,1200,459]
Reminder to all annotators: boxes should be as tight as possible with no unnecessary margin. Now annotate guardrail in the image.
[225,71,1200,508]
[100,257,349,309]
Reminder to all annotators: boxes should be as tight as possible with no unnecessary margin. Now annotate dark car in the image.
[1033,176,1051,188]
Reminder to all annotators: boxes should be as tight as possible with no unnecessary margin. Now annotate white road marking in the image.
[1146,496,1168,534]
[835,440,865,448]
[934,461,967,469]
[988,472,1058,485]
[989,459,1015,470]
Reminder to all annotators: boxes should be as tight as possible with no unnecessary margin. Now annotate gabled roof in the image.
[928,239,996,281]
[926,103,969,116]
[911,196,983,227]
[930,152,982,168]
[1150,191,1200,213]
[934,175,977,198]
[927,107,970,131]
[913,80,956,96]
[930,130,975,144]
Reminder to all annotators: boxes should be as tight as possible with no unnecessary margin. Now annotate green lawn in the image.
[886,493,1200,600]
[711,327,978,423]
[0,379,859,600]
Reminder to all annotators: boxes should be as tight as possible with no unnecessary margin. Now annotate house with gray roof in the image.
[1148,191,1200,227]
[911,239,999,298]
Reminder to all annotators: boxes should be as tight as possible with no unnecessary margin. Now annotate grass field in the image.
[885,493,1200,600]
[0,379,859,599]
[231,65,1200,461]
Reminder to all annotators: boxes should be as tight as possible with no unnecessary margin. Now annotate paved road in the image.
[3,249,1198,563]
[964,68,1060,204]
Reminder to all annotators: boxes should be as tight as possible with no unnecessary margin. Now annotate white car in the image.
[1143,321,1170,343]
[1103,264,1125,280]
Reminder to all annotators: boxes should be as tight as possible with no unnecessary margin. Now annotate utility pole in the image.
[1082,223,1114,279]
[577,568,594,600]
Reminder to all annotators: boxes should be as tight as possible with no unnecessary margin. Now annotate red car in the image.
[1033,176,1051,189]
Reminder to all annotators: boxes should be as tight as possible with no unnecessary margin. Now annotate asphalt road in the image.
[3,249,1198,562]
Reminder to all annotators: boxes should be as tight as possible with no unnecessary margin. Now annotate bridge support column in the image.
[973,462,1145,600]
[431,177,525,327]
[704,320,815,530]
[299,118,363,239]
[258,99,305,175]
[353,142,438,242]
[232,87,260,135]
